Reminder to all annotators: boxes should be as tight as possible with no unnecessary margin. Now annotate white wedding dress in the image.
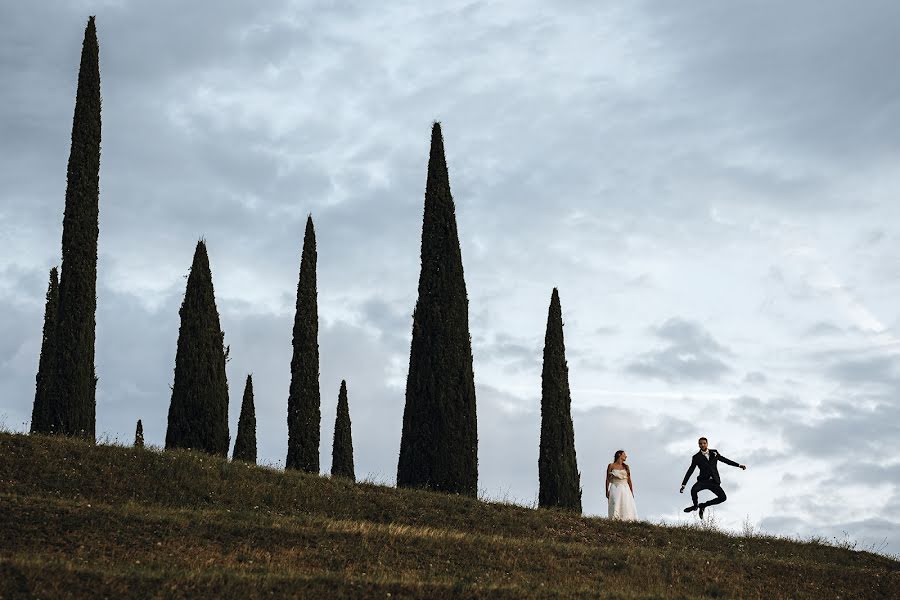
[607,469,638,521]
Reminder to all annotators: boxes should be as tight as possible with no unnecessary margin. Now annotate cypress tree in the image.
[286,216,320,472]
[50,16,101,440]
[233,374,257,464]
[397,122,478,496]
[134,419,144,448]
[31,267,59,434]
[164,240,230,456]
[538,288,582,512]
[330,380,355,481]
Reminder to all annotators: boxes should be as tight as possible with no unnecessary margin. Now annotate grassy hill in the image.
[0,432,897,598]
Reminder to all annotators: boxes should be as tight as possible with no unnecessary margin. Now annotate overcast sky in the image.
[2,0,900,554]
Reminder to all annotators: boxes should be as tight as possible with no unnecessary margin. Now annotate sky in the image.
[2,0,899,555]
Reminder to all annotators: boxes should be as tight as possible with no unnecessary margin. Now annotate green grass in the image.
[1,432,897,598]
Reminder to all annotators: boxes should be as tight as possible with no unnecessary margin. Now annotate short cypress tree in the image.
[164,240,230,456]
[134,419,144,448]
[397,123,478,496]
[233,374,257,464]
[50,16,101,440]
[286,216,320,472]
[31,267,59,434]
[330,380,355,481]
[538,288,582,512]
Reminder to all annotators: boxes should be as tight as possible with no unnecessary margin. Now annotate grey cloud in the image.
[575,356,606,372]
[744,371,767,385]
[626,318,733,383]
[822,462,900,488]
[626,348,730,383]
[358,297,412,350]
[759,514,900,556]
[822,351,900,388]
[654,318,732,356]
[803,321,845,338]
[791,400,900,459]
[594,325,619,337]
[475,332,541,375]
[644,1,900,171]
[729,394,809,430]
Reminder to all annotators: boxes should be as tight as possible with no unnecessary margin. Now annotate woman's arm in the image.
[626,465,634,496]
[605,464,612,498]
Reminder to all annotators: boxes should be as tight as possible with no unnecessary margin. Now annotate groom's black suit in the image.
[682,449,740,508]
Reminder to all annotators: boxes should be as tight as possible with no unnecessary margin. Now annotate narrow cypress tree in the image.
[233,374,257,464]
[330,380,355,481]
[31,267,59,434]
[397,123,478,496]
[538,288,582,512]
[164,240,230,456]
[134,419,144,448]
[286,216,320,472]
[50,16,101,440]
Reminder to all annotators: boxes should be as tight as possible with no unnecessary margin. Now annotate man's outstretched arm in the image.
[680,461,696,491]
[717,454,746,469]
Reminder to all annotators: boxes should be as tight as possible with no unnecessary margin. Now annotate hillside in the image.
[0,432,897,599]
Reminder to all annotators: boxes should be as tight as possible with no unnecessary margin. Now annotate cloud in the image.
[803,321,845,338]
[3,0,900,555]
[743,371,767,385]
[759,514,900,555]
[625,318,733,383]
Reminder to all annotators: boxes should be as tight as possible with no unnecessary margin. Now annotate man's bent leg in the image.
[700,484,727,507]
[690,481,707,507]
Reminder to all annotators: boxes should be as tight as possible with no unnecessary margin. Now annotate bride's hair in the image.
[614,450,626,462]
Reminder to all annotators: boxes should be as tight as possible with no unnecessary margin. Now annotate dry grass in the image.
[1,432,897,598]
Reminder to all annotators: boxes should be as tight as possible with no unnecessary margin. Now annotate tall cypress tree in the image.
[233,374,257,464]
[330,380,355,481]
[165,240,230,456]
[538,288,581,512]
[397,123,478,496]
[286,215,320,472]
[31,267,59,434]
[50,16,101,440]
[134,419,144,448]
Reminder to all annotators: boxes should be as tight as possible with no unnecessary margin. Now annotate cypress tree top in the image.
[286,215,321,473]
[52,15,101,440]
[397,122,478,496]
[233,374,257,464]
[538,288,582,513]
[31,267,60,435]
[165,240,230,456]
[135,419,144,448]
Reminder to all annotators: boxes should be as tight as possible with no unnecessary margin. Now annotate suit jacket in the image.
[681,449,739,486]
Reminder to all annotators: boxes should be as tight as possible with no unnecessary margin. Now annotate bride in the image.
[606,450,638,521]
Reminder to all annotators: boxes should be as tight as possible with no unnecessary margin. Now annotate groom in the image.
[680,437,746,519]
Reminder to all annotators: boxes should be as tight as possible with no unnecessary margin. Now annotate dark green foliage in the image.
[397,123,478,496]
[165,240,230,456]
[330,380,355,481]
[233,375,257,464]
[50,16,101,440]
[286,216,320,473]
[134,419,144,448]
[31,268,59,434]
[538,288,582,513]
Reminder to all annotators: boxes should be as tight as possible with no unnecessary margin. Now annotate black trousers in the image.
[691,480,727,507]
